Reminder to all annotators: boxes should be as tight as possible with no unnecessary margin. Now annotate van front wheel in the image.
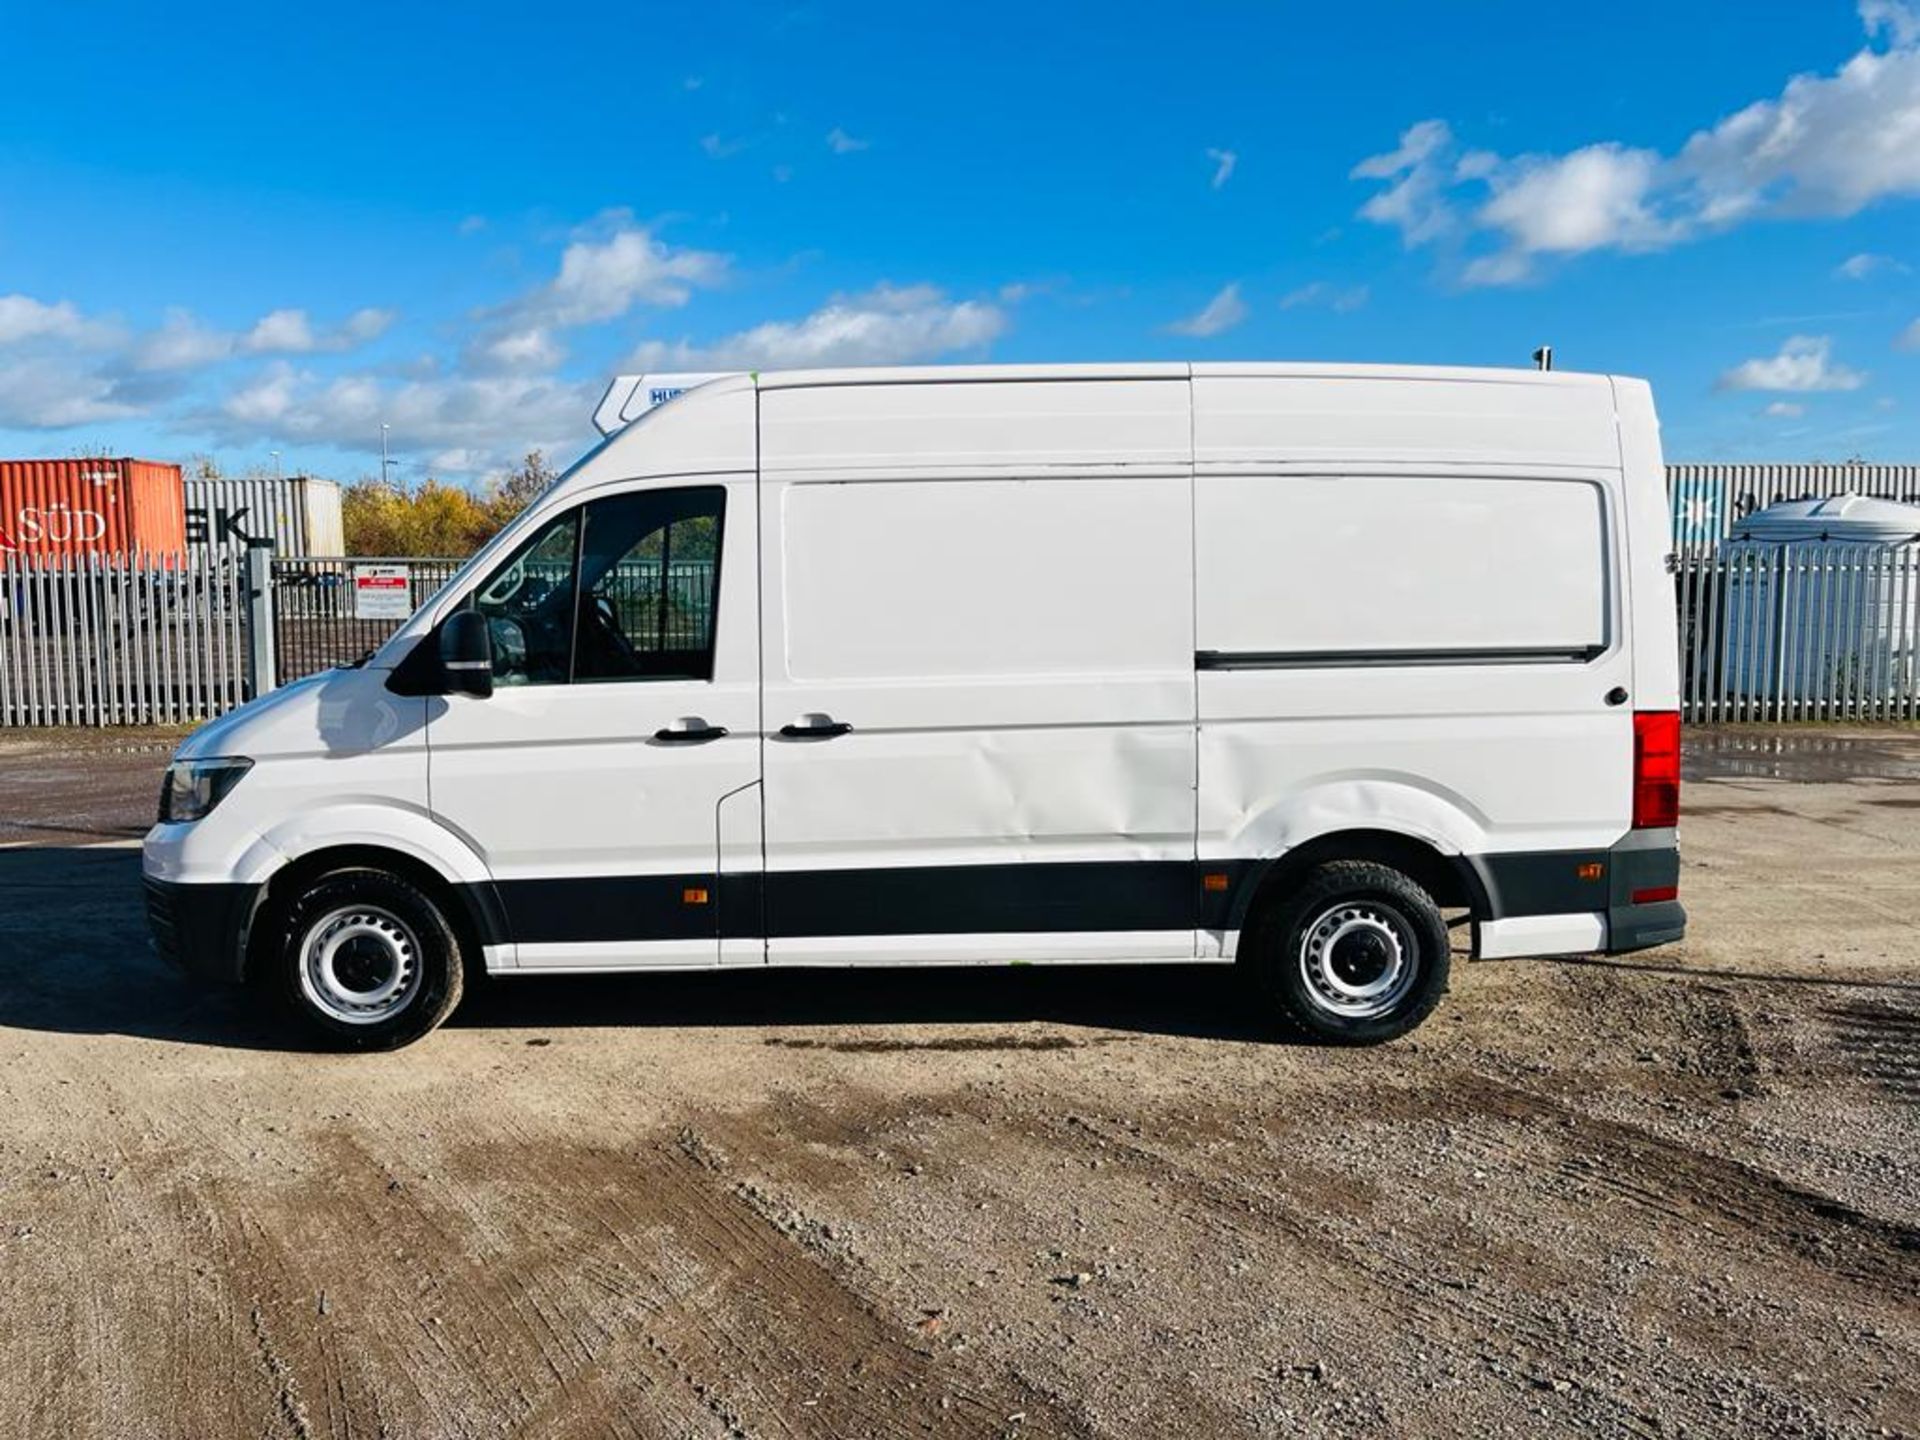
[1247,861,1450,1044]
[272,869,465,1050]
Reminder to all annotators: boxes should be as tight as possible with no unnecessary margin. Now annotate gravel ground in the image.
[0,725,1914,1438]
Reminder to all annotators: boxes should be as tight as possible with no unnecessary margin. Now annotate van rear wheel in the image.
[272,868,465,1050]
[1247,860,1449,1044]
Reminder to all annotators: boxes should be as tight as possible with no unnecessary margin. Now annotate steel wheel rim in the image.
[298,905,422,1025]
[1297,902,1418,1019]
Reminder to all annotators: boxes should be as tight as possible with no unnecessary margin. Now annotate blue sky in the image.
[1,0,1916,483]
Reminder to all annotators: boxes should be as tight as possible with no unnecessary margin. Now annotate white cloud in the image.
[1355,7,1920,283]
[342,307,395,343]
[1717,335,1867,392]
[1762,400,1807,418]
[458,214,487,236]
[1472,144,1676,278]
[133,305,394,370]
[1206,148,1237,189]
[1836,251,1908,278]
[629,283,1006,370]
[221,361,301,425]
[0,361,141,428]
[0,294,119,348]
[471,326,565,372]
[1279,281,1369,312]
[826,126,870,154]
[1862,0,1920,50]
[244,308,318,353]
[1898,316,1920,349]
[510,221,728,330]
[1677,38,1920,222]
[1351,120,1459,248]
[701,133,748,159]
[1166,283,1247,338]
[207,363,591,472]
[134,309,234,370]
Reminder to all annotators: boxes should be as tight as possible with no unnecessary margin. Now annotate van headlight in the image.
[158,758,254,824]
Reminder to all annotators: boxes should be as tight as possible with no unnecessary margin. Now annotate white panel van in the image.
[143,364,1685,1049]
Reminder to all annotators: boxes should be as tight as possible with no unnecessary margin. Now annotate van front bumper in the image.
[144,877,259,983]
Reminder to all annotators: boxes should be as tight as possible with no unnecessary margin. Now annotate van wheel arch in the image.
[245,845,497,989]
[1233,829,1486,939]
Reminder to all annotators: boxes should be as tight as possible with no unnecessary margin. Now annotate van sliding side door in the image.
[753,376,1200,964]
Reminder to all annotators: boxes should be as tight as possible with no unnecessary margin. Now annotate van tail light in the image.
[1632,710,1681,830]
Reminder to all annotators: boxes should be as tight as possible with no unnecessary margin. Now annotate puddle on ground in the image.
[1685,730,1920,784]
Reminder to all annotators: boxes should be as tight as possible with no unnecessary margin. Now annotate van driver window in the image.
[464,487,725,686]
[574,487,725,683]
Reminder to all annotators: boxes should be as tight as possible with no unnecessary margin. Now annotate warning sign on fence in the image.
[353,564,412,620]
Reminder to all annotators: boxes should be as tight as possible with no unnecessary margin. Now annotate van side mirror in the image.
[438,610,494,698]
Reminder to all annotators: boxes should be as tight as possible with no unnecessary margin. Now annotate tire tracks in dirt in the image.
[184,1120,1085,1438]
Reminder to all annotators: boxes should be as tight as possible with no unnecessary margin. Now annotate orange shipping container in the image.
[0,458,186,559]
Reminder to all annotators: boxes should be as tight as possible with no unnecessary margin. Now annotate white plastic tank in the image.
[1721,495,1920,702]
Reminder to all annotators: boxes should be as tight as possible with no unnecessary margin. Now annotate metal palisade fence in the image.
[271,556,463,686]
[7,545,1920,728]
[1677,544,1920,723]
[0,552,250,726]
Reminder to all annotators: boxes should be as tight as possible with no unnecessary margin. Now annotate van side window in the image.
[573,487,725,683]
[465,486,725,686]
[470,509,580,686]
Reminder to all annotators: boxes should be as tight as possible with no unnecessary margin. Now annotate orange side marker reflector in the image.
[683,887,710,906]
[1576,863,1604,882]
[1203,873,1230,893]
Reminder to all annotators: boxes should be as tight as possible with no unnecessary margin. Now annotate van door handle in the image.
[779,712,854,739]
[654,718,729,743]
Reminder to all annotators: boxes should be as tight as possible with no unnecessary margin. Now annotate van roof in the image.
[752,361,1616,390]
[593,361,1620,435]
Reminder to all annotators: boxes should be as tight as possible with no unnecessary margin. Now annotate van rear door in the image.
[754,374,1200,962]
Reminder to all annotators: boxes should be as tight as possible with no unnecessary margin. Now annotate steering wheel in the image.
[589,593,642,670]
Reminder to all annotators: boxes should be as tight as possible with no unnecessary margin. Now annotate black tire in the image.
[270,868,466,1050]
[1245,860,1450,1044]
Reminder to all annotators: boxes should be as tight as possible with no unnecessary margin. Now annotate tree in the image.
[341,451,559,556]
[483,450,557,528]
[343,477,497,556]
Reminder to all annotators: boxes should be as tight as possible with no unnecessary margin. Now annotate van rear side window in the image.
[780,477,1189,681]
[1195,475,1608,662]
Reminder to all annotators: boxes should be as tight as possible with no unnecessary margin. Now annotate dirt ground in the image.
[0,726,1914,1439]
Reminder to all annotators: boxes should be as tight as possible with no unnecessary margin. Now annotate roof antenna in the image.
[1532,345,1554,372]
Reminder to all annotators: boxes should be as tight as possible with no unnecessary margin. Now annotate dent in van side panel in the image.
[762,720,1196,872]
[1197,682,1636,862]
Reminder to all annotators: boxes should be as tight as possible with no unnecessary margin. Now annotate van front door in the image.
[426,478,762,969]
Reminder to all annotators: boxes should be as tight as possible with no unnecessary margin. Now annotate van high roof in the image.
[593,361,1617,437]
